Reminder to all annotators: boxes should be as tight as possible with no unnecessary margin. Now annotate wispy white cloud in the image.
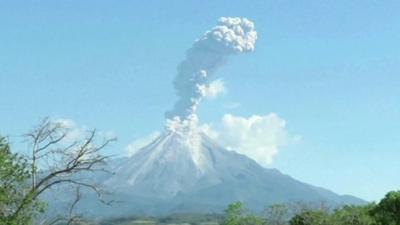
[53,118,85,143]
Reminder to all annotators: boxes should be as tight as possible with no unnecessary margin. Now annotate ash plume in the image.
[165,17,257,128]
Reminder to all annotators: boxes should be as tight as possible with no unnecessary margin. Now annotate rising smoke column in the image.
[165,17,257,126]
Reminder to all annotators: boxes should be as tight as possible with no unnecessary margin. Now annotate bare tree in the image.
[10,118,116,223]
[265,204,290,225]
[38,187,83,225]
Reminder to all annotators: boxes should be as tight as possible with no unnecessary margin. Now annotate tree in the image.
[2,118,116,224]
[289,210,330,225]
[265,204,290,225]
[331,205,375,225]
[0,136,44,225]
[371,191,400,225]
[222,202,266,225]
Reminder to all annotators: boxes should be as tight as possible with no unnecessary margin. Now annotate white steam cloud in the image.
[200,114,300,166]
[165,17,257,125]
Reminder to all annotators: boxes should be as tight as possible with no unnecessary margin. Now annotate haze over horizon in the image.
[1,0,399,202]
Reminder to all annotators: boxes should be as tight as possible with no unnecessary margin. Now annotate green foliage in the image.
[0,136,44,225]
[289,210,330,225]
[0,137,28,224]
[222,202,266,225]
[287,204,377,225]
[331,205,375,225]
[371,191,400,225]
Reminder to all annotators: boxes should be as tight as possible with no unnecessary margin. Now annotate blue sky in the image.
[1,0,399,201]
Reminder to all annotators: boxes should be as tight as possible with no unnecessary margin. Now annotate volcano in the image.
[92,128,365,216]
[41,17,365,218]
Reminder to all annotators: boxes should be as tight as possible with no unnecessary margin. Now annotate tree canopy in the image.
[372,191,400,225]
[0,136,44,225]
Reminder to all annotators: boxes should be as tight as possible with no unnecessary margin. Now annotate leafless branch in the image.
[11,118,117,222]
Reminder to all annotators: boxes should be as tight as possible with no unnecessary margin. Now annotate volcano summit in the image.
[96,124,364,215]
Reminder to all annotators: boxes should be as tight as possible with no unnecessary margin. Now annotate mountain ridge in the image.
[89,131,365,216]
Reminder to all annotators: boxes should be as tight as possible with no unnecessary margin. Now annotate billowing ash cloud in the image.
[165,17,257,123]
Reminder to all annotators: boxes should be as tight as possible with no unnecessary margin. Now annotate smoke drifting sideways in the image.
[165,17,257,132]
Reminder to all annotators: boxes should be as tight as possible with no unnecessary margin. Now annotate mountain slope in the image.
[93,131,364,216]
